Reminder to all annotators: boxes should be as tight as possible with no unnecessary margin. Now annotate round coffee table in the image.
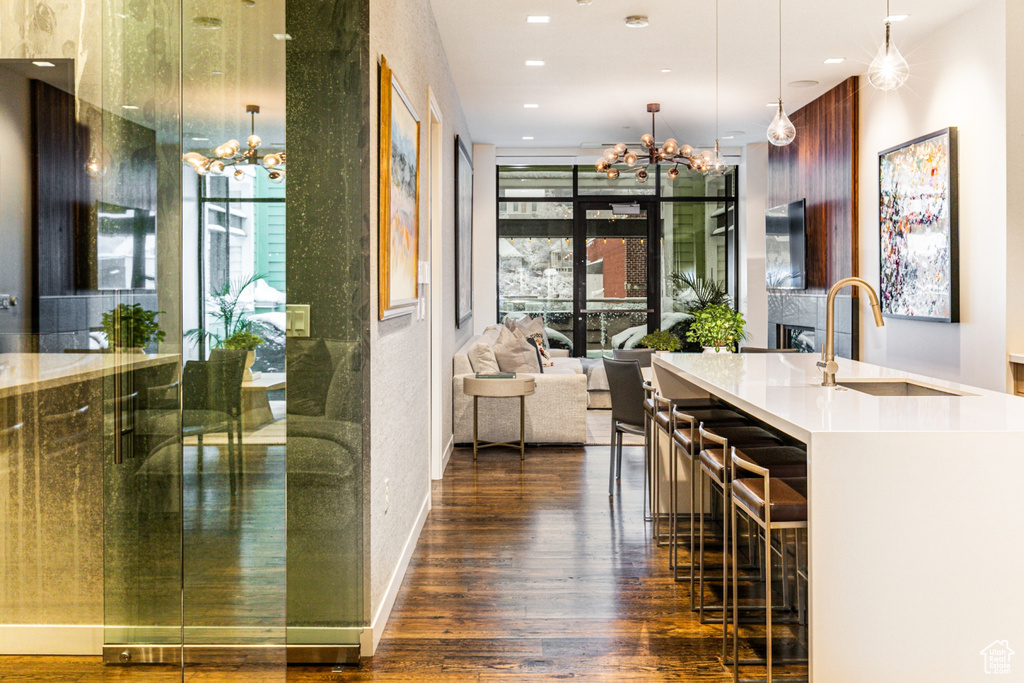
[462,376,537,460]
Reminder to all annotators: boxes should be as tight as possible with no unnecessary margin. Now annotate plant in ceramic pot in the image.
[668,271,731,351]
[636,329,683,352]
[186,273,272,378]
[101,303,166,352]
[686,304,746,353]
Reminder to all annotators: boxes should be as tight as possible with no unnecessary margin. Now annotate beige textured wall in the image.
[368,0,473,622]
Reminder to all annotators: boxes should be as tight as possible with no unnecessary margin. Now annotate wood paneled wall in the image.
[32,79,85,299]
[768,76,859,292]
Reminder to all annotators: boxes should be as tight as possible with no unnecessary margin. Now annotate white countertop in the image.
[0,352,179,399]
[653,352,1024,442]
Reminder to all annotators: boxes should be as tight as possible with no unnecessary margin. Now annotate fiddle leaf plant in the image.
[636,329,683,352]
[102,303,166,349]
[686,304,746,352]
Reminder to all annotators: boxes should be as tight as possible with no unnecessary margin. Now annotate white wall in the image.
[368,0,473,651]
[472,144,496,333]
[858,0,1007,391]
[739,142,769,347]
[0,66,33,347]
[1005,0,1024,380]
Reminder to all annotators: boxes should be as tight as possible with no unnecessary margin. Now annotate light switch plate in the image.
[286,304,311,337]
[418,260,430,285]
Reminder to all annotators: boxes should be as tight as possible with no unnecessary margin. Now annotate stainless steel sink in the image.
[836,378,975,397]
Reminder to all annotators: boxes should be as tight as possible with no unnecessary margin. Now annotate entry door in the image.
[575,202,659,357]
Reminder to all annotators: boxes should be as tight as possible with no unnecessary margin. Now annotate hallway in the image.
[325,443,764,681]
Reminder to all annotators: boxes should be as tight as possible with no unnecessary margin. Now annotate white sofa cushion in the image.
[467,342,499,373]
[493,326,540,373]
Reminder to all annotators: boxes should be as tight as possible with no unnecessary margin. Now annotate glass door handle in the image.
[579,308,655,314]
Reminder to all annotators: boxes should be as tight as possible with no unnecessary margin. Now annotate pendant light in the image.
[708,0,727,176]
[766,0,796,146]
[867,0,909,91]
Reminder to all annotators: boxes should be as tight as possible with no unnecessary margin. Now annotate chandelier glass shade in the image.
[595,103,716,183]
[867,20,909,91]
[182,104,286,183]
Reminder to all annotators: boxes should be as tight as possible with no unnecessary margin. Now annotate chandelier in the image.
[182,104,286,183]
[596,103,718,183]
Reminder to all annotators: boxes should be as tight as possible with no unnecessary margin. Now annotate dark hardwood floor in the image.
[0,442,806,681]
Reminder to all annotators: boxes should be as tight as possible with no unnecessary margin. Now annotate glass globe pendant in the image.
[868,22,909,91]
[767,100,796,146]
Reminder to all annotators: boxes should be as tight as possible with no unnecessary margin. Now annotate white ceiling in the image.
[429,0,988,149]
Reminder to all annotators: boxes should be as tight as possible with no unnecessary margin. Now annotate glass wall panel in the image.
[661,166,737,198]
[497,202,574,351]
[578,167,657,196]
[498,165,573,198]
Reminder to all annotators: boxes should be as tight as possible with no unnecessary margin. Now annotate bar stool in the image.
[730,447,808,682]
[696,425,783,627]
[650,396,722,545]
[668,406,748,594]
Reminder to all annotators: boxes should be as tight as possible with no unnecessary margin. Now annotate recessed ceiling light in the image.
[191,137,209,142]
[725,130,745,137]
[885,14,909,21]
[524,103,539,109]
[660,68,672,73]
[824,57,845,64]
[122,105,139,110]
[577,0,592,5]
[31,61,55,67]
[767,102,780,107]
[193,16,222,29]
[525,60,545,67]
[273,33,292,40]
[625,15,649,28]
[721,135,734,140]
[527,15,550,23]
[522,136,534,140]
[788,80,819,88]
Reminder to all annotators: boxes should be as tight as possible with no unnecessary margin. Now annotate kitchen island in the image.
[653,352,1024,682]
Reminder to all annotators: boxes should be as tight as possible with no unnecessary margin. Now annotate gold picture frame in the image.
[378,56,421,320]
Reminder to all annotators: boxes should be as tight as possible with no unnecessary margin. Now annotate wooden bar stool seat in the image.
[700,446,807,483]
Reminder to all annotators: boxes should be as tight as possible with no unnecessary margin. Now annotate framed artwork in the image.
[455,135,474,328]
[378,56,420,320]
[878,127,959,323]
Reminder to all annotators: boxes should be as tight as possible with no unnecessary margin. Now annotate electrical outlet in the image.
[384,478,389,514]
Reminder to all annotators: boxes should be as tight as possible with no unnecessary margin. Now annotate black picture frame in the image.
[455,135,474,328]
[878,127,959,323]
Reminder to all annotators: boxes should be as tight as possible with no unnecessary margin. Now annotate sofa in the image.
[453,326,588,444]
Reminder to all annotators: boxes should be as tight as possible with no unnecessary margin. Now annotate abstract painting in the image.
[878,128,959,322]
[455,135,474,328]
[379,56,420,320]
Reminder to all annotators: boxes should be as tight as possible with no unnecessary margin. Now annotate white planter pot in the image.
[242,350,259,381]
[703,346,731,354]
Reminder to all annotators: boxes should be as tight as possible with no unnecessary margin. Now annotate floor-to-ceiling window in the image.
[497,165,738,356]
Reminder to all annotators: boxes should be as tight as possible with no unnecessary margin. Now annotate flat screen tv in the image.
[765,199,806,290]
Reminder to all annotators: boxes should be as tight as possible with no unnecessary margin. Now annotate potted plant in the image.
[669,271,732,352]
[101,303,165,352]
[636,329,682,353]
[186,274,272,380]
[686,304,746,353]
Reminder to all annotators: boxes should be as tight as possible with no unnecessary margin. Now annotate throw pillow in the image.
[514,315,549,349]
[287,338,334,416]
[492,326,541,373]
[525,336,552,371]
[467,342,500,374]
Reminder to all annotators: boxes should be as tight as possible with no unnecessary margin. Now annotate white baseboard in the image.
[361,492,432,656]
[441,435,453,475]
[0,624,104,655]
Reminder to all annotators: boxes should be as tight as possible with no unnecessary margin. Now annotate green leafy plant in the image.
[670,271,731,313]
[185,273,272,351]
[686,304,746,352]
[223,330,265,351]
[102,303,166,349]
[636,329,682,352]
